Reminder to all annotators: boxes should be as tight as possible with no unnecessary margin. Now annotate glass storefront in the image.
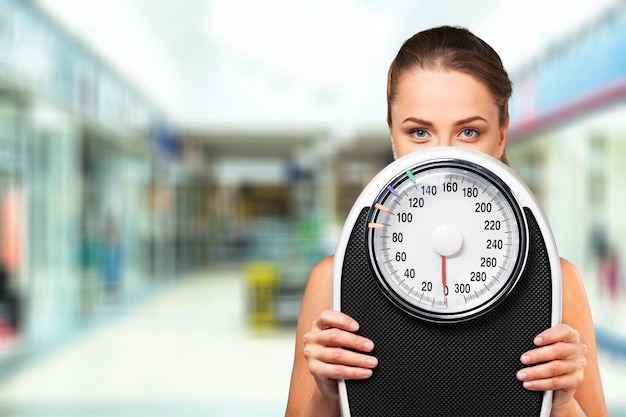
[508,104,626,301]
[0,0,185,362]
[26,101,81,341]
[0,95,24,347]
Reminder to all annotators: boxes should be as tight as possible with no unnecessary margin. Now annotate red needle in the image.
[441,255,447,304]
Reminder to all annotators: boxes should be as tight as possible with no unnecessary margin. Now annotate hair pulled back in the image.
[387,26,512,128]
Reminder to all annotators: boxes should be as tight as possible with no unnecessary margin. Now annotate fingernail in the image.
[534,336,543,345]
[520,355,530,364]
[350,321,359,331]
[523,381,533,389]
[363,341,373,350]
[361,369,373,377]
[517,371,527,380]
[367,357,378,367]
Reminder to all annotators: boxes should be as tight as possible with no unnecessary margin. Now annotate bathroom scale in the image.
[332,147,561,416]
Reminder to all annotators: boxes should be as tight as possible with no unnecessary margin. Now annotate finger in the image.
[517,358,580,383]
[314,309,360,332]
[521,340,587,367]
[521,341,579,364]
[532,324,580,347]
[309,358,375,381]
[315,345,378,369]
[319,327,375,350]
[304,327,375,355]
[517,372,580,392]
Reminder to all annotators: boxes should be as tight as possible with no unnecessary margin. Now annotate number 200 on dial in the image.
[367,161,528,322]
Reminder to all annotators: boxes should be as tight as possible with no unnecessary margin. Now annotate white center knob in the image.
[431,224,464,257]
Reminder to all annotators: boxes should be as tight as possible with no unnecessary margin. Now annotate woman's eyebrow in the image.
[401,116,489,126]
[454,116,488,125]
[401,117,433,126]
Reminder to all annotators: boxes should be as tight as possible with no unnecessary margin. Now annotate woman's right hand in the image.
[302,309,378,399]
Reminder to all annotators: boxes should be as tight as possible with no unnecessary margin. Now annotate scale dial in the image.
[367,158,528,322]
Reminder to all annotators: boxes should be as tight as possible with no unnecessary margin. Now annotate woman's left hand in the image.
[516,323,587,408]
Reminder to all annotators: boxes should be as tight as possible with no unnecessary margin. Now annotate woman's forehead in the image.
[392,69,498,118]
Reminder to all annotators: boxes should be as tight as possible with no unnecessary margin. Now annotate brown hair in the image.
[387,26,512,129]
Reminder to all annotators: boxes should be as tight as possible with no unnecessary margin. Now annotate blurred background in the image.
[0,0,624,415]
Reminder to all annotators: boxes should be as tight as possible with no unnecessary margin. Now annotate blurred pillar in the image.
[607,129,626,260]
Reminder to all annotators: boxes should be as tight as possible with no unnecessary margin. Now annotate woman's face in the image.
[389,69,508,159]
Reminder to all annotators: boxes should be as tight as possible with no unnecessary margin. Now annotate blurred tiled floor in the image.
[0,269,294,417]
[0,268,623,416]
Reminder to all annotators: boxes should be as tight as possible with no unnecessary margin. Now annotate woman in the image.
[285,26,607,417]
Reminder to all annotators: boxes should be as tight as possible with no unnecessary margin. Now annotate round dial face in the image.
[367,159,527,322]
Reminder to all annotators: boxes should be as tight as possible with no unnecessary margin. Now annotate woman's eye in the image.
[460,128,479,139]
[410,129,428,139]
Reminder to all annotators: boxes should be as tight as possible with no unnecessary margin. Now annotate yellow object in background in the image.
[245,262,279,330]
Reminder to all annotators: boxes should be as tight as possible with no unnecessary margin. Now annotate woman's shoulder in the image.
[559,257,593,327]
[297,256,336,315]
[560,257,579,277]
[559,257,585,295]
[311,255,335,274]
[306,255,335,290]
